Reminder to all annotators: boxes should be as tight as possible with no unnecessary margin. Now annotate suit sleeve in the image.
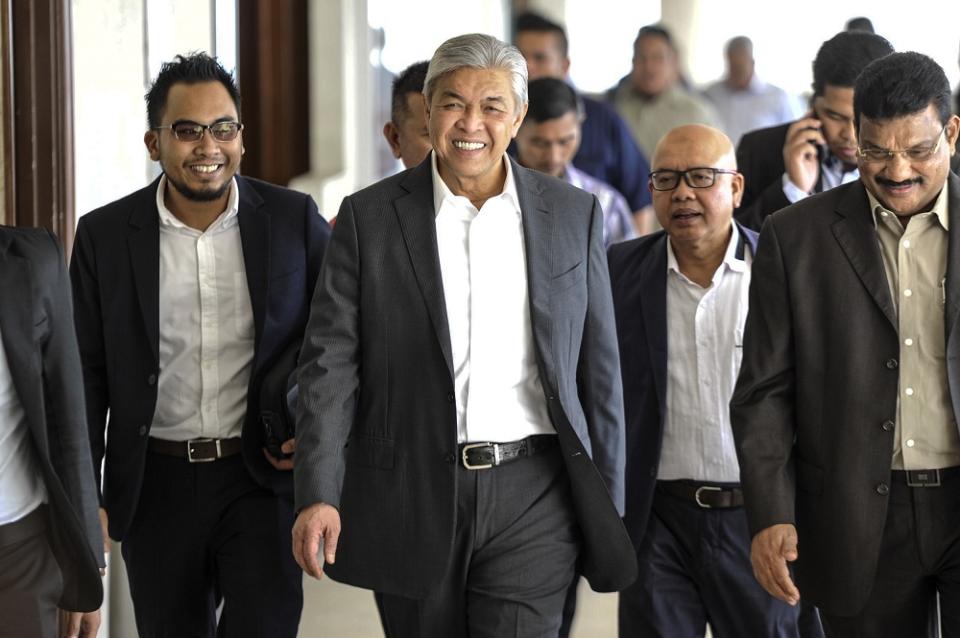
[43,230,106,568]
[69,217,109,500]
[294,196,360,512]
[578,195,627,514]
[730,217,797,537]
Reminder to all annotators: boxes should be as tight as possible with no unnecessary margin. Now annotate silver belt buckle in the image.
[187,438,220,463]
[461,442,499,470]
[906,469,941,487]
[694,485,722,508]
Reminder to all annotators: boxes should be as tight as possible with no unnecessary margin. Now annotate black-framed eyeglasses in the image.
[649,167,739,191]
[856,124,947,164]
[152,120,244,142]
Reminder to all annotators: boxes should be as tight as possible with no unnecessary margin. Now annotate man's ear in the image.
[383,122,402,159]
[144,130,161,161]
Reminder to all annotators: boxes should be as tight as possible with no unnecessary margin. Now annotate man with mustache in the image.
[732,51,960,635]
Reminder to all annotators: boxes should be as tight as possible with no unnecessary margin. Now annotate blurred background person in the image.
[607,24,720,160]
[702,36,801,146]
[513,12,653,224]
[515,77,636,246]
[382,60,432,170]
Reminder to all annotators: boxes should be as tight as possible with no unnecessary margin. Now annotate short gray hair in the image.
[423,33,528,113]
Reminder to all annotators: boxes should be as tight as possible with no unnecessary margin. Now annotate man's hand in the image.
[263,438,296,471]
[292,502,341,579]
[783,115,825,194]
[61,609,100,638]
[751,523,801,605]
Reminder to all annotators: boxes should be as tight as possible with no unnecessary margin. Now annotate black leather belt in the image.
[658,480,744,509]
[892,466,960,487]
[148,437,242,463]
[459,434,558,470]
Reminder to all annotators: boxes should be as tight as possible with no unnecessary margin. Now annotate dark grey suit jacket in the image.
[731,173,960,616]
[0,226,103,612]
[295,156,637,597]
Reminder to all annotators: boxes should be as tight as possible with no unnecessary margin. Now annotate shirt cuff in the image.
[781,173,810,204]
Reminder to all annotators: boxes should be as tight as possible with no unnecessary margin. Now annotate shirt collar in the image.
[666,222,748,276]
[430,151,520,217]
[867,180,950,232]
[155,175,239,232]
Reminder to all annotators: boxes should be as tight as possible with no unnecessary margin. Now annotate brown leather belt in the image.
[148,437,242,463]
[658,480,744,509]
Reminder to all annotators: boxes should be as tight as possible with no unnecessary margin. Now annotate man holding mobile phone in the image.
[735,31,893,230]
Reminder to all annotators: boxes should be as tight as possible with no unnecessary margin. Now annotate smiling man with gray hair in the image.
[292,32,636,636]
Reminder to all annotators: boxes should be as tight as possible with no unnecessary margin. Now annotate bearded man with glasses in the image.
[69,52,330,637]
[732,51,960,637]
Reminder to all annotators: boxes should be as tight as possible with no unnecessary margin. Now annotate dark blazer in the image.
[294,156,637,597]
[70,176,330,541]
[0,227,103,612]
[730,173,960,616]
[608,224,758,548]
[736,120,960,231]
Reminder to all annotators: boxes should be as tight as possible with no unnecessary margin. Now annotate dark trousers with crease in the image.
[375,445,580,638]
[819,468,960,637]
[120,451,302,638]
[619,483,805,638]
[0,507,62,638]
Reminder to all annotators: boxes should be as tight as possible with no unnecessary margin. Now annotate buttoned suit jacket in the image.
[0,226,103,612]
[608,224,758,548]
[730,173,960,616]
[294,156,637,598]
[735,120,960,231]
[70,176,330,541]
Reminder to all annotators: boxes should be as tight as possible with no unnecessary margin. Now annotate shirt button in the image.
[906,439,916,448]
[147,373,158,385]
[446,393,455,403]
[548,395,556,401]
[138,425,148,436]
[904,338,914,347]
[886,358,898,370]
[904,289,913,298]
[876,483,890,495]
[905,387,915,396]
[903,240,911,248]
[881,420,895,432]
[444,453,456,464]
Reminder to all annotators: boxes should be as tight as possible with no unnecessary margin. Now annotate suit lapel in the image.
[128,181,161,363]
[638,236,668,414]
[395,161,454,378]
[513,163,554,384]
[0,236,40,393]
[831,182,898,330]
[237,177,268,359]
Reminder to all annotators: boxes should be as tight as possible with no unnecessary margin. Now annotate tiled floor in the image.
[298,577,619,637]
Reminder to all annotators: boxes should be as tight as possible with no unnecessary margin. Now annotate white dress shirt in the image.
[431,153,555,444]
[658,225,751,482]
[151,176,254,441]
[0,326,47,524]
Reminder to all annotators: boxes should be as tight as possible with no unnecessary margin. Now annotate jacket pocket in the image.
[551,261,585,294]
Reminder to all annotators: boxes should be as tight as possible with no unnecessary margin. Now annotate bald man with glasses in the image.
[608,124,803,637]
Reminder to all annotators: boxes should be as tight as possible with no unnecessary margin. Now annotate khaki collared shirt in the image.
[869,184,960,470]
